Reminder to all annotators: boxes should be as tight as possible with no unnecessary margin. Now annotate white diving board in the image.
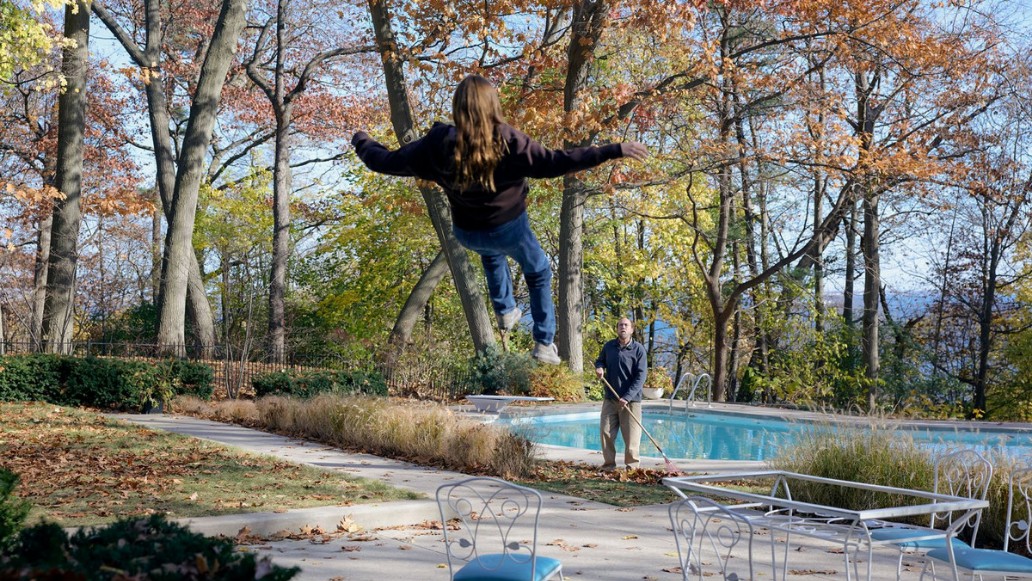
[464,395,555,413]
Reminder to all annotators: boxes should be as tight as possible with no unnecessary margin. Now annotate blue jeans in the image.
[453,212,555,345]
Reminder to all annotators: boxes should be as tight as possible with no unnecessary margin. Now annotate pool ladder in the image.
[669,372,712,411]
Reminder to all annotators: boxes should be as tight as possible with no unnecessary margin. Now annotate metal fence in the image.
[0,341,474,402]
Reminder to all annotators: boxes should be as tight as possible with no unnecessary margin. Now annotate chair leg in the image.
[896,550,905,581]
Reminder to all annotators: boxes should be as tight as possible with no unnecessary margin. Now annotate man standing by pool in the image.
[594,317,647,470]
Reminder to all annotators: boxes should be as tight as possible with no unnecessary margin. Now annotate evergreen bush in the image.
[0,354,214,411]
[252,368,387,398]
[171,360,215,399]
[0,470,29,553]
[0,514,299,580]
[460,346,533,396]
[0,356,62,402]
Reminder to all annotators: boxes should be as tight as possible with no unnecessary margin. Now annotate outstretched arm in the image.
[351,131,421,177]
[509,127,649,179]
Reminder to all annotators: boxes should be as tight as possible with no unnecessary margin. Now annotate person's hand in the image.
[619,398,628,408]
[351,131,370,147]
[595,367,604,379]
[620,141,648,161]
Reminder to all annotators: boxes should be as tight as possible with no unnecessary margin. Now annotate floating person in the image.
[352,74,647,364]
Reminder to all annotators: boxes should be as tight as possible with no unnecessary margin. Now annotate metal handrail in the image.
[669,372,712,410]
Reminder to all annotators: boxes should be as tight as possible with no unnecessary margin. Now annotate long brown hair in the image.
[453,75,507,192]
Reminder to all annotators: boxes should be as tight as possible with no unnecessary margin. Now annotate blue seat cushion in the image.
[870,527,970,550]
[454,553,562,581]
[926,547,1032,573]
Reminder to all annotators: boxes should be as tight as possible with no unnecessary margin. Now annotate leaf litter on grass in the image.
[518,460,683,507]
[0,401,419,527]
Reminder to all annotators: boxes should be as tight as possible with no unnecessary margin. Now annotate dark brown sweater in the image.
[351,122,624,230]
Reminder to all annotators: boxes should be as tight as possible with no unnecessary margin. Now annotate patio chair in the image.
[669,495,759,581]
[921,466,1032,580]
[869,449,993,578]
[436,476,563,581]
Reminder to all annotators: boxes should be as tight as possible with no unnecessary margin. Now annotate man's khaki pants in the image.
[600,398,642,469]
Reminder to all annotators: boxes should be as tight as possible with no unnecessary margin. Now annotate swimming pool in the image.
[498,408,1032,462]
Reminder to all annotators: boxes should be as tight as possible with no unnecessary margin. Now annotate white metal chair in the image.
[921,466,1032,580]
[869,449,993,578]
[669,495,759,581]
[436,476,563,581]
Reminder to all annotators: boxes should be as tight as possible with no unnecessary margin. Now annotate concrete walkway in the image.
[112,411,925,581]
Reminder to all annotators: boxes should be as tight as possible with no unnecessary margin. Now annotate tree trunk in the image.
[365,0,494,353]
[185,256,216,356]
[151,188,161,301]
[931,210,957,379]
[729,238,743,402]
[31,212,52,351]
[711,307,733,402]
[861,191,880,410]
[157,0,248,354]
[843,197,857,326]
[258,0,293,363]
[267,116,291,362]
[42,0,90,355]
[557,178,587,370]
[94,0,217,352]
[389,251,449,346]
[732,79,765,372]
[557,0,611,372]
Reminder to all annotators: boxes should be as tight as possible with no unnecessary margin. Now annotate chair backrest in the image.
[436,476,543,581]
[669,495,755,581]
[931,448,993,543]
[1003,466,1032,553]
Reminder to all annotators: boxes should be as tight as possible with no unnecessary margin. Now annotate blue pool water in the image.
[499,409,1032,462]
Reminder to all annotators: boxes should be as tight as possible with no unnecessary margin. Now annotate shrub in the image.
[460,346,533,396]
[0,470,29,553]
[255,395,537,478]
[64,357,138,409]
[0,355,215,411]
[979,453,1027,552]
[0,514,299,580]
[528,365,585,402]
[0,355,63,402]
[582,371,604,401]
[769,425,935,518]
[170,360,215,399]
[252,368,387,398]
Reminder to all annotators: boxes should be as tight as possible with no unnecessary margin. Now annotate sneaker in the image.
[531,342,561,365]
[496,307,522,333]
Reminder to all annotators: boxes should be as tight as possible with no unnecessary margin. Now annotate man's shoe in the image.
[531,342,561,365]
[496,307,522,333]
